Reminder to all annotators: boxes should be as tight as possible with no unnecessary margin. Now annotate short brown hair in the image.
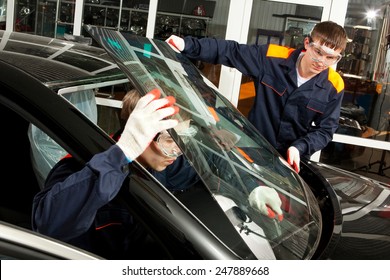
[121,89,140,121]
[120,87,192,124]
[310,21,348,52]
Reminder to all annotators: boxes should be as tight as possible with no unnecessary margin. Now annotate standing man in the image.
[166,21,348,173]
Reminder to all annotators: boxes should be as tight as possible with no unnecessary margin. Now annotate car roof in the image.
[0,30,126,90]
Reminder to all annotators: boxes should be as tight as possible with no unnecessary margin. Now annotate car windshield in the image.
[86,26,322,260]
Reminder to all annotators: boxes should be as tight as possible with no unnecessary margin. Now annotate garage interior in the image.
[0,0,389,184]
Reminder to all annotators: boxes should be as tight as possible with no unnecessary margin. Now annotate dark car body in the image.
[0,29,389,260]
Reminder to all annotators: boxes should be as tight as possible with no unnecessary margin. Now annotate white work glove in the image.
[116,89,179,161]
[249,186,283,221]
[165,35,185,52]
[287,146,300,173]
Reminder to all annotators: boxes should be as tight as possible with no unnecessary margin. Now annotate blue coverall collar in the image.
[278,48,304,86]
[280,47,330,90]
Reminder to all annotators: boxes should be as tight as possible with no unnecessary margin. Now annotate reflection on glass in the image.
[15,0,38,33]
[154,0,229,87]
[154,0,214,40]
[0,0,6,30]
[83,0,149,34]
[154,14,180,40]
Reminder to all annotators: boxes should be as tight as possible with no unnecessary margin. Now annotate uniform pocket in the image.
[306,99,326,114]
[261,74,287,96]
[298,99,326,127]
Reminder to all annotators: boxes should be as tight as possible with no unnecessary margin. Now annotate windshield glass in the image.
[86,26,322,260]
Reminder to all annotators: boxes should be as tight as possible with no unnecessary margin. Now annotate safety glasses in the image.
[155,126,198,158]
[308,42,343,66]
[156,131,183,158]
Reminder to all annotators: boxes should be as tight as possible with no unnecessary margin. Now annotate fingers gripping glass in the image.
[156,126,198,158]
[308,42,343,66]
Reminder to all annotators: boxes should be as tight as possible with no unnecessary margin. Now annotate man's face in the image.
[302,37,343,74]
[137,120,191,171]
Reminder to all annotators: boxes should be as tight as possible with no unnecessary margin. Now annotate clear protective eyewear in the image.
[156,126,198,158]
[308,42,343,66]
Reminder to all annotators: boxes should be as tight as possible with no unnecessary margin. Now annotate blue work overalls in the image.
[182,37,344,158]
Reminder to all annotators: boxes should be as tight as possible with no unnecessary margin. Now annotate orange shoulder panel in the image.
[266,44,295,58]
[328,68,344,93]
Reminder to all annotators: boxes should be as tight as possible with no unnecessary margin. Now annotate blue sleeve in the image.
[32,145,130,241]
[183,36,264,78]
